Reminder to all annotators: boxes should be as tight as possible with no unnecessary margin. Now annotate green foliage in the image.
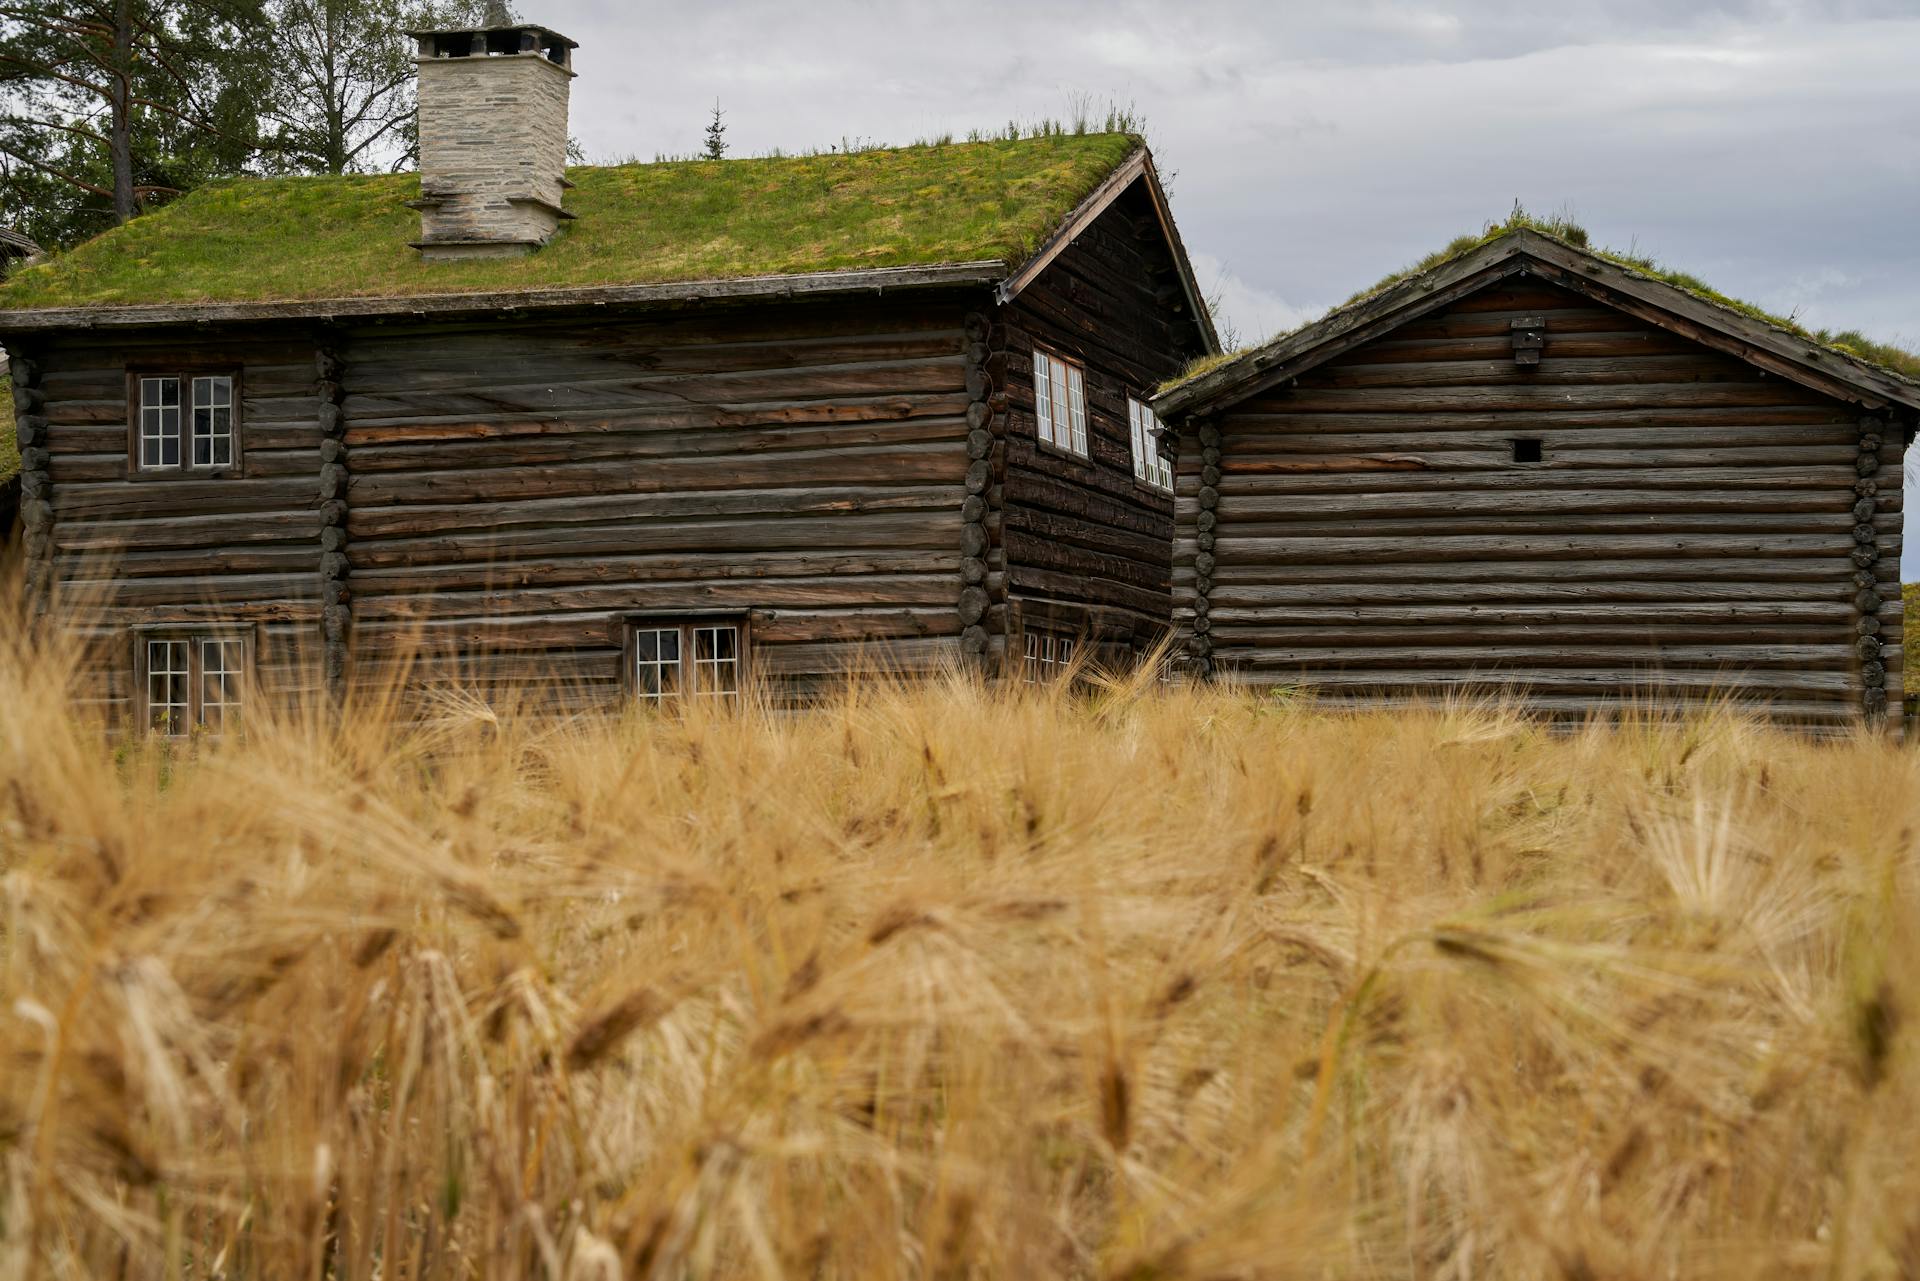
[702,99,727,162]
[0,0,269,248]
[1906,584,1918,708]
[0,376,14,482]
[0,133,1139,308]
[257,0,511,176]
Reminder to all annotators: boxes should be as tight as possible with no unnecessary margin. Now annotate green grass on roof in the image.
[1166,208,1920,394]
[0,134,1139,311]
[1908,584,1919,705]
[0,377,15,484]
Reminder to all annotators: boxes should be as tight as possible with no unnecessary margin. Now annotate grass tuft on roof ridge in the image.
[1165,206,1920,393]
[0,133,1140,311]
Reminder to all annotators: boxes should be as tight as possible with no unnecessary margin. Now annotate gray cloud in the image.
[544,0,1919,574]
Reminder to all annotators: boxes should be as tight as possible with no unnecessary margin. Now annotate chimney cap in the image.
[406,21,576,45]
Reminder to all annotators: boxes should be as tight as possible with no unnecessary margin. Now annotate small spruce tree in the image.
[703,100,727,161]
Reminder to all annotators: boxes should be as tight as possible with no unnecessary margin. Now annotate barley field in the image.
[1,612,1917,1281]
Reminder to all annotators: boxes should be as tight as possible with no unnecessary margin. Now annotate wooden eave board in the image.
[1155,229,1920,420]
[0,261,1005,333]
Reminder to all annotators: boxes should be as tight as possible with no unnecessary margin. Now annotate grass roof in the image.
[0,378,15,484]
[1908,584,1919,706]
[1167,209,1920,392]
[0,134,1140,311]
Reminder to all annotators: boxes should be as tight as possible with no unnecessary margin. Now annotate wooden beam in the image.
[0,262,1007,333]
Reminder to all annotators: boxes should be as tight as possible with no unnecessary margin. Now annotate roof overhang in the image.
[997,145,1220,356]
[0,261,1006,333]
[1154,227,1920,420]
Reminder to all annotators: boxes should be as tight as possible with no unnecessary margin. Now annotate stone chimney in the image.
[408,18,578,261]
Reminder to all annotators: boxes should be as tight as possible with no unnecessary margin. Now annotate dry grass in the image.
[2,605,1919,1280]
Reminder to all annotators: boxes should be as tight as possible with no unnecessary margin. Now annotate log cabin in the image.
[0,20,1215,729]
[1152,225,1915,732]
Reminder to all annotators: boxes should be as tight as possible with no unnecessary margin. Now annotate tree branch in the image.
[0,138,112,197]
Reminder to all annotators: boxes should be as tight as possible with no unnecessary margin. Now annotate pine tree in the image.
[702,99,726,161]
[0,0,267,243]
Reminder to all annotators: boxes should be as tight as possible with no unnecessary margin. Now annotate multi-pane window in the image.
[142,634,246,735]
[192,376,235,467]
[628,620,745,703]
[199,638,246,730]
[146,639,191,735]
[1022,632,1076,684]
[136,372,237,472]
[1128,397,1174,491]
[139,377,182,469]
[691,625,741,697]
[1031,350,1088,457]
[632,627,682,703]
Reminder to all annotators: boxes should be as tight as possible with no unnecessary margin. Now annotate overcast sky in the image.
[545,0,1920,574]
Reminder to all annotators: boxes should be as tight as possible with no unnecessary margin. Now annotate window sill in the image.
[1032,438,1092,464]
[126,466,246,482]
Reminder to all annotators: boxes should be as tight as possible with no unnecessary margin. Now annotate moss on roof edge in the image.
[0,133,1143,312]
[1163,214,1920,396]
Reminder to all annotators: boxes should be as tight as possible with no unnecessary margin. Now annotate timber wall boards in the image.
[25,296,986,714]
[1171,278,1908,729]
[334,301,975,704]
[989,180,1204,666]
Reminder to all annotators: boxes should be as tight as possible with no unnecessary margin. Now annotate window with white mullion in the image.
[191,375,234,468]
[142,632,245,736]
[633,627,682,703]
[199,638,246,730]
[1032,350,1089,458]
[691,625,741,697]
[1032,350,1055,447]
[139,377,182,469]
[1022,632,1076,684]
[629,620,745,704]
[1050,360,1073,452]
[1066,365,1087,455]
[147,639,191,735]
[1128,397,1173,492]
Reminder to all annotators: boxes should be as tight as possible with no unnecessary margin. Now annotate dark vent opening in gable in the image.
[1511,437,1543,464]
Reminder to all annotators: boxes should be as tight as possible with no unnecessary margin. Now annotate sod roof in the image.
[1,377,14,484]
[0,134,1142,313]
[1159,215,1920,415]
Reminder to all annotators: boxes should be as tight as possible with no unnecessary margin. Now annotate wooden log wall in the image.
[990,180,1208,668]
[317,340,351,698]
[335,297,974,702]
[10,345,51,615]
[32,331,328,717]
[1171,278,1907,728]
[957,311,993,666]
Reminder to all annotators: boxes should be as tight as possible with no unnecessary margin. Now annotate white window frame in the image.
[191,375,235,468]
[138,630,250,736]
[138,376,182,470]
[1128,397,1174,492]
[625,617,747,704]
[133,370,240,474]
[1022,631,1077,684]
[1031,349,1089,458]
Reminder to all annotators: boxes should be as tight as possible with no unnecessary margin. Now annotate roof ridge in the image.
[1156,225,1920,418]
